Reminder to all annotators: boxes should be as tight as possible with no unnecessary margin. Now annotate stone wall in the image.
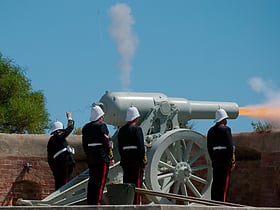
[0,131,280,207]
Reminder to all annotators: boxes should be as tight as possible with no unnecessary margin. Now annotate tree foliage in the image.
[0,53,49,133]
[251,121,272,133]
[73,127,82,135]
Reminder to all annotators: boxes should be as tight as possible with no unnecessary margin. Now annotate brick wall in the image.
[0,134,87,206]
[228,131,280,207]
[0,131,280,207]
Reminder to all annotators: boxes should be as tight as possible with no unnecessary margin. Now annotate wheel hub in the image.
[175,162,192,181]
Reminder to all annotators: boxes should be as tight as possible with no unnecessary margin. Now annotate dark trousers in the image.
[53,165,73,190]
[122,163,143,204]
[87,162,109,205]
[211,165,231,202]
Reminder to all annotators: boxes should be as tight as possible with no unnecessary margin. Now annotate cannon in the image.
[98,91,239,204]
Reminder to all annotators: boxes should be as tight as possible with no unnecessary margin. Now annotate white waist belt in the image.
[53,148,67,159]
[88,143,102,147]
[123,146,137,150]
[213,146,227,151]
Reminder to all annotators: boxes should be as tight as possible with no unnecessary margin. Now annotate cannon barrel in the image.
[98,91,239,127]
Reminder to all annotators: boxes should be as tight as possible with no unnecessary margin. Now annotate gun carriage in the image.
[99,91,239,204]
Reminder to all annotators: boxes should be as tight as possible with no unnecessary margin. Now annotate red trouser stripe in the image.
[223,165,231,202]
[97,163,108,205]
[134,167,142,205]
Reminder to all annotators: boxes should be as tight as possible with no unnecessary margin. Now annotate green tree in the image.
[0,53,49,133]
[251,121,272,133]
[73,127,82,135]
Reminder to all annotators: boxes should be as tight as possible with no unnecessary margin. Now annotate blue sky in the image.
[1,0,280,134]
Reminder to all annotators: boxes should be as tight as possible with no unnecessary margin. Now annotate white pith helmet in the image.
[90,105,104,121]
[215,108,229,123]
[50,121,63,134]
[125,106,140,122]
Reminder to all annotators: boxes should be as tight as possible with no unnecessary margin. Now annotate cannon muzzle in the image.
[97,91,239,128]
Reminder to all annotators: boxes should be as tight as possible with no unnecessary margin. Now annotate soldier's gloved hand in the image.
[66,112,72,119]
[67,145,75,155]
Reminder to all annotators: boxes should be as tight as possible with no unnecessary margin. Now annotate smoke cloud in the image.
[248,77,280,107]
[109,3,138,90]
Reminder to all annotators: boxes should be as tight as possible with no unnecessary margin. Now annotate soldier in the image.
[82,105,114,205]
[118,106,147,205]
[207,108,235,202]
[47,112,75,191]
